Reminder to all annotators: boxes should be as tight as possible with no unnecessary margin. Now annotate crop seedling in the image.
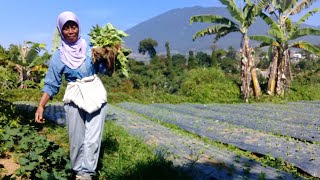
[88,23,131,77]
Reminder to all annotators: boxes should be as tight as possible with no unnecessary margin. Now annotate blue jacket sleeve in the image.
[93,60,107,75]
[42,52,64,99]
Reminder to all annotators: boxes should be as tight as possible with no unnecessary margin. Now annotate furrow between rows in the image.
[118,102,320,178]
[108,105,296,180]
[150,103,320,143]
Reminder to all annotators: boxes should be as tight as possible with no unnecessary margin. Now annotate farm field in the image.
[12,101,320,179]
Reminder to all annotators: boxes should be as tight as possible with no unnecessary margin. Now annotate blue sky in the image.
[1,0,319,49]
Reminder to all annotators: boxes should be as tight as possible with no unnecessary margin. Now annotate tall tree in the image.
[138,38,158,58]
[165,41,173,74]
[250,2,320,96]
[9,41,50,88]
[210,44,219,67]
[188,50,197,69]
[190,0,269,102]
[52,28,62,53]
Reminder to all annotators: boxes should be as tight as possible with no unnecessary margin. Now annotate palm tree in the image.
[9,41,50,88]
[250,1,320,96]
[190,0,269,102]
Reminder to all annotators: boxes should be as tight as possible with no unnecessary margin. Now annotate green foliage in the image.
[0,78,66,102]
[5,42,50,89]
[0,45,10,61]
[285,71,320,101]
[211,51,219,68]
[0,101,71,179]
[219,57,240,74]
[179,67,241,103]
[172,54,187,68]
[10,41,48,67]
[195,52,212,67]
[1,88,44,102]
[138,38,158,58]
[165,41,171,60]
[287,83,320,101]
[0,100,21,131]
[89,23,128,47]
[0,66,18,89]
[52,29,62,53]
[89,23,131,77]
[188,51,197,69]
[255,3,320,55]
[0,125,71,179]
[190,0,266,42]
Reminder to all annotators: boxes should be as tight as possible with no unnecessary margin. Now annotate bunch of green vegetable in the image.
[88,23,131,77]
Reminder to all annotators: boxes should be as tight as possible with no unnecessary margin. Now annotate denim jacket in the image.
[42,47,106,99]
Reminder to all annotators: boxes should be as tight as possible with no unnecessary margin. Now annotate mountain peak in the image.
[124,6,319,55]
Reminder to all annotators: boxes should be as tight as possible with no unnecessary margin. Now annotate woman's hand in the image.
[35,93,50,124]
[35,106,45,123]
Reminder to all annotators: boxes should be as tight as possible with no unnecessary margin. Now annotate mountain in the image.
[123,6,320,56]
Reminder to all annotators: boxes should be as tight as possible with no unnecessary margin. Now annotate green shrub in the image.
[179,67,241,103]
[287,83,320,101]
[1,84,66,102]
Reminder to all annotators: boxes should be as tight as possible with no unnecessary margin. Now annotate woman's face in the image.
[62,21,79,43]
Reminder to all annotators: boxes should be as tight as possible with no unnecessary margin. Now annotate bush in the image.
[287,83,320,101]
[179,67,241,103]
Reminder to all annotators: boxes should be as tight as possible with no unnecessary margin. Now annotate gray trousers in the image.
[64,102,107,175]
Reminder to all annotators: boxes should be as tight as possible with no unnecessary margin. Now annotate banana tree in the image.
[250,2,320,96]
[9,41,50,88]
[51,28,62,53]
[190,0,270,102]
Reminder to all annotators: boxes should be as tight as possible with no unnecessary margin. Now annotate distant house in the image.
[290,51,303,61]
[308,54,319,61]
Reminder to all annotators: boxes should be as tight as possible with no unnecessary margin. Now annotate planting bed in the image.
[106,105,296,179]
[118,102,320,178]
[149,103,320,143]
[13,101,320,179]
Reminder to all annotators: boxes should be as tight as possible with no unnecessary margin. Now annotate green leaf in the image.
[192,25,240,41]
[40,170,49,179]
[190,14,237,27]
[25,161,38,171]
[280,0,297,12]
[291,7,320,34]
[243,3,257,28]
[213,26,239,43]
[259,12,281,32]
[19,157,30,166]
[289,0,316,15]
[289,28,320,40]
[28,151,39,161]
[290,41,320,56]
[249,35,275,45]
[219,0,244,23]
[267,28,284,40]
[52,28,61,53]
[4,139,14,149]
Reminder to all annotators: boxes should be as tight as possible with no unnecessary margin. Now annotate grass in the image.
[43,119,191,180]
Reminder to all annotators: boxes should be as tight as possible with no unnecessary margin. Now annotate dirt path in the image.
[0,154,20,178]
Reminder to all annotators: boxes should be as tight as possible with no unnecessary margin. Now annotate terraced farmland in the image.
[14,101,320,179]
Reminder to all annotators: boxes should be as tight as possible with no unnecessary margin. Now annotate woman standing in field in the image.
[35,11,107,180]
